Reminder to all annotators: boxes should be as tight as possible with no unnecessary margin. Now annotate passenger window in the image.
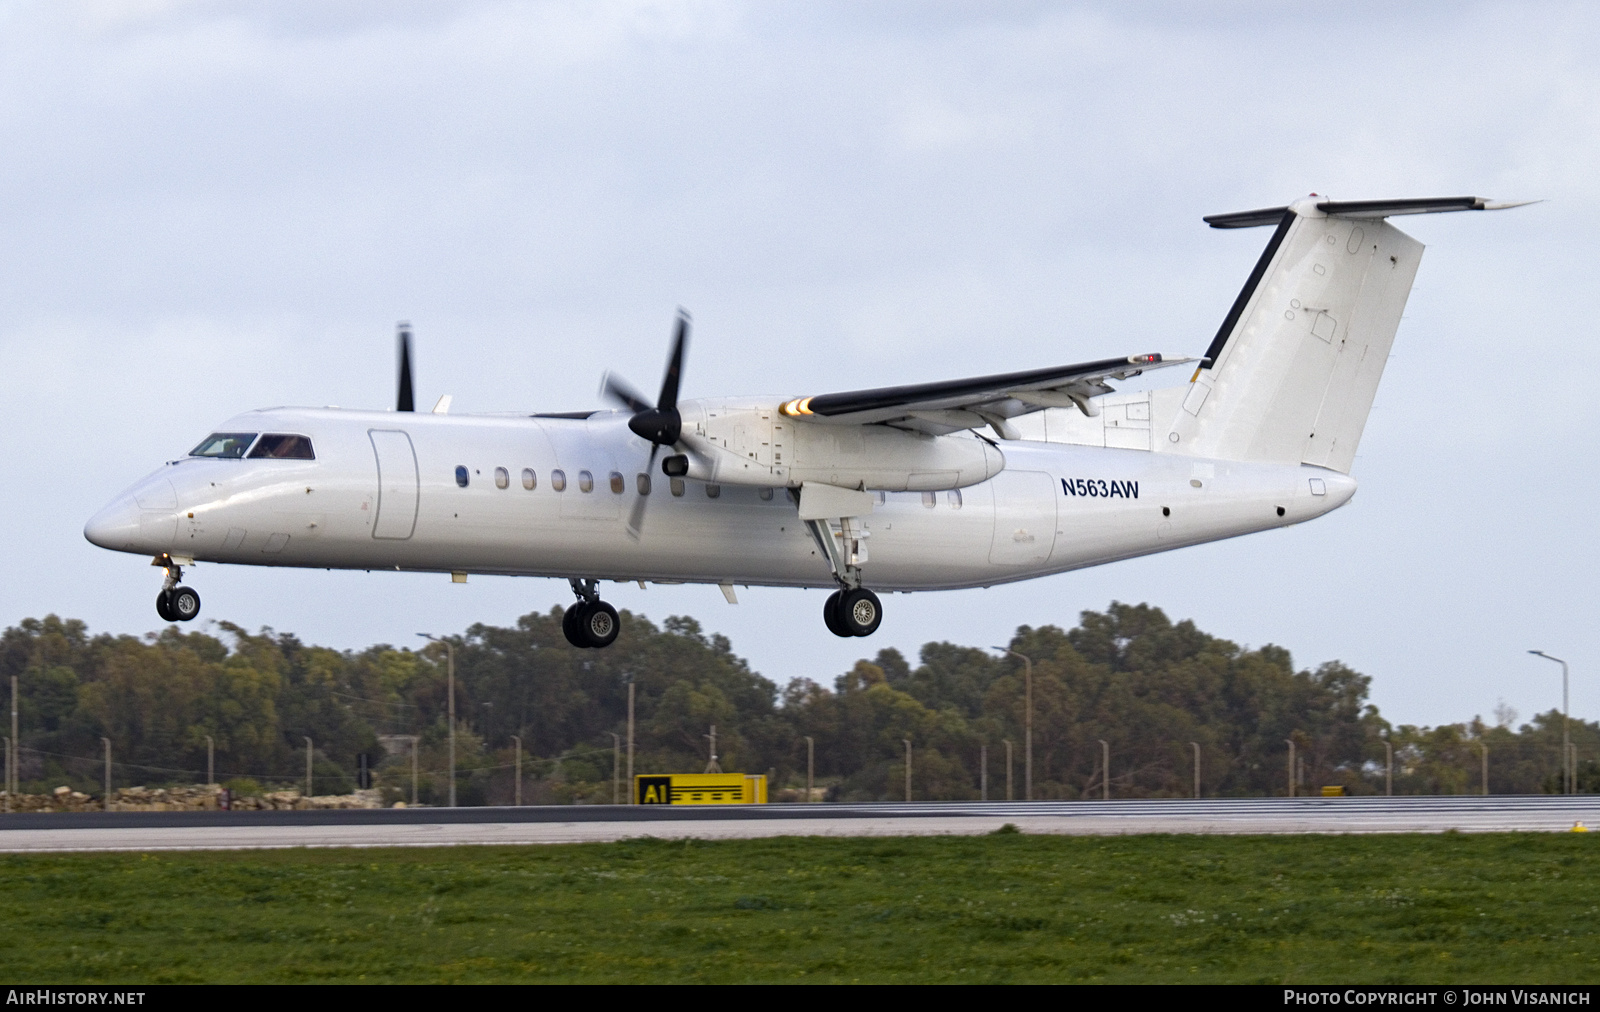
[551,469,567,492]
[578,470,594,493]
[922,491,937,508]
[759,488,773,501]
[494,467,510,490]
[670,477,685,497]
[609,471,625,494]
[947,489,963,509]
[706,484,721,499]
[190,433,257,459]
[636,473,651,496]
[522,468,536,490]
[455,466,469,488]
[248,434,315,459]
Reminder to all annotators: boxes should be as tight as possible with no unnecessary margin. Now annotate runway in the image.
[1,795,1596,853]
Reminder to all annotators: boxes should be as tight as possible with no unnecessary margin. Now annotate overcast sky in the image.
[2,1,1596,729]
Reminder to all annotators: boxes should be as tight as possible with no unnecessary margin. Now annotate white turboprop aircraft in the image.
[85,195,1525,648]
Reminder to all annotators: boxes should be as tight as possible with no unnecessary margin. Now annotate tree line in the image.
[2,602,1593,804]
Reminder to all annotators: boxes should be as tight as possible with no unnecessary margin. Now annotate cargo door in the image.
[988,470,1057,566]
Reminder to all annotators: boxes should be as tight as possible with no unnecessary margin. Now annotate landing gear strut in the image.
[562,578,620,649]
[803,513,884,639]
[152,554,201,623]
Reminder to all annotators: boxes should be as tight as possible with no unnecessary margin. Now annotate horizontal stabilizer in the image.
[1204,196,1538,229]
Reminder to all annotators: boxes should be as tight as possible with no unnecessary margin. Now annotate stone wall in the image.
[1,785,383,812]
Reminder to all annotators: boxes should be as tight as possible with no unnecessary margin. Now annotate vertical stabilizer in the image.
[1165,195,1526,473]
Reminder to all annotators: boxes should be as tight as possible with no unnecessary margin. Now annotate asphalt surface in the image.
[0,796,1596,852]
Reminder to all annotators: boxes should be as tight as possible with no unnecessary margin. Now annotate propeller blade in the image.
[625,444,662,541]
[602,372,653,414]
[657,309,690,411]
[396,322,415,412]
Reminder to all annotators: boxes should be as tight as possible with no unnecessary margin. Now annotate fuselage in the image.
[84,405,1355,592]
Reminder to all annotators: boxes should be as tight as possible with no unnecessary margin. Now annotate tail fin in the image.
[1165,195,1528,472]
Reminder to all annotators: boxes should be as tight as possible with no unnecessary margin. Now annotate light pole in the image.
[304,737,313,798]
[206,735,215,787]
[625,673,635,802]
[1384,737,1393,797]
[1098,739,1109,800]
[419,633,457,807]
[1529,650,1571,794]
[512,735,523,806]
[992,648,1033,800]
[102,737,112,811]
[1285,738,1295,798]
[1480,741,1489,796]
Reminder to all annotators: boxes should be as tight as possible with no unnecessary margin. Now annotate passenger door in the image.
[369,430,419,540]
[988,470,1057,566]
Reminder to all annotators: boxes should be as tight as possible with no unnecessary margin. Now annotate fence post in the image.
[514,735,525,806]
[1099,740,1110,800]
[805,736,814,802]
[980,743,988,802]
[903,739,912,802]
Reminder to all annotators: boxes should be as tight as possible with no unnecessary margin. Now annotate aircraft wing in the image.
[778,353,1193,438]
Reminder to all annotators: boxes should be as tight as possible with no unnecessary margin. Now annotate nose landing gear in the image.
[562,578,620,649]
[152,554,202,623]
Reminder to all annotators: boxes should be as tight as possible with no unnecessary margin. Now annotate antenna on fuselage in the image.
[396,322,415,412]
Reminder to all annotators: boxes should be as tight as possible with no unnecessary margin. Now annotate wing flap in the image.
[781,353,1192,434]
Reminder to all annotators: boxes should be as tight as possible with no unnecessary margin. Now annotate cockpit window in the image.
[189,433,257,458]
[247,434,315,460]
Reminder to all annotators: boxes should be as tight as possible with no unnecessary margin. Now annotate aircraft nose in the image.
[83,495,142,550]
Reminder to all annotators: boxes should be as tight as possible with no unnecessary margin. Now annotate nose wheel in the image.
[824,587,882,638]
[152,554,201,623]
[562,578,620,649]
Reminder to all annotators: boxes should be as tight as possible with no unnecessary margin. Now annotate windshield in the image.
[189,433,257,458]
[248,434,315,460]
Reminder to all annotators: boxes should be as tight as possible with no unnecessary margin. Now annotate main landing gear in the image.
[823,586,882,638]
[152,554,201,623]
[803,513,885,639]
[562,578,619,649]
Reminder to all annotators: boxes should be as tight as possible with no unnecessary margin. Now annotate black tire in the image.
[561,605,590,648]
[838,587,883,637]
[579,600,620,649]
[155,590,177,623]
[170,586,201,622]
[822,590,851,638]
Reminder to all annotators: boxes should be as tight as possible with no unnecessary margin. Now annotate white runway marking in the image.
[1,797,1597,853]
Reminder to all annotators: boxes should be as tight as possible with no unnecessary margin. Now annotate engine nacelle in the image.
[682,399,1005,490]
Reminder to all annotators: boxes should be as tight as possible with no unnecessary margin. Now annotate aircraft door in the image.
[988,470,1057,566]
[369,429,419,540]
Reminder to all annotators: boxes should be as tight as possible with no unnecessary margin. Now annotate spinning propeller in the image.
[603,309,692,539]
[396,322,415,412]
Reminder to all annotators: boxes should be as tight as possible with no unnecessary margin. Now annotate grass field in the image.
[1,830,1596,983]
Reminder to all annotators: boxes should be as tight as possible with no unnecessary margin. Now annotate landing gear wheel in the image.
[170,586,201,622]
[838,587,882,637]
[822,591,851,638]
[155,590,177,623]
[562,605,590,648]
[578,601,620,648]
